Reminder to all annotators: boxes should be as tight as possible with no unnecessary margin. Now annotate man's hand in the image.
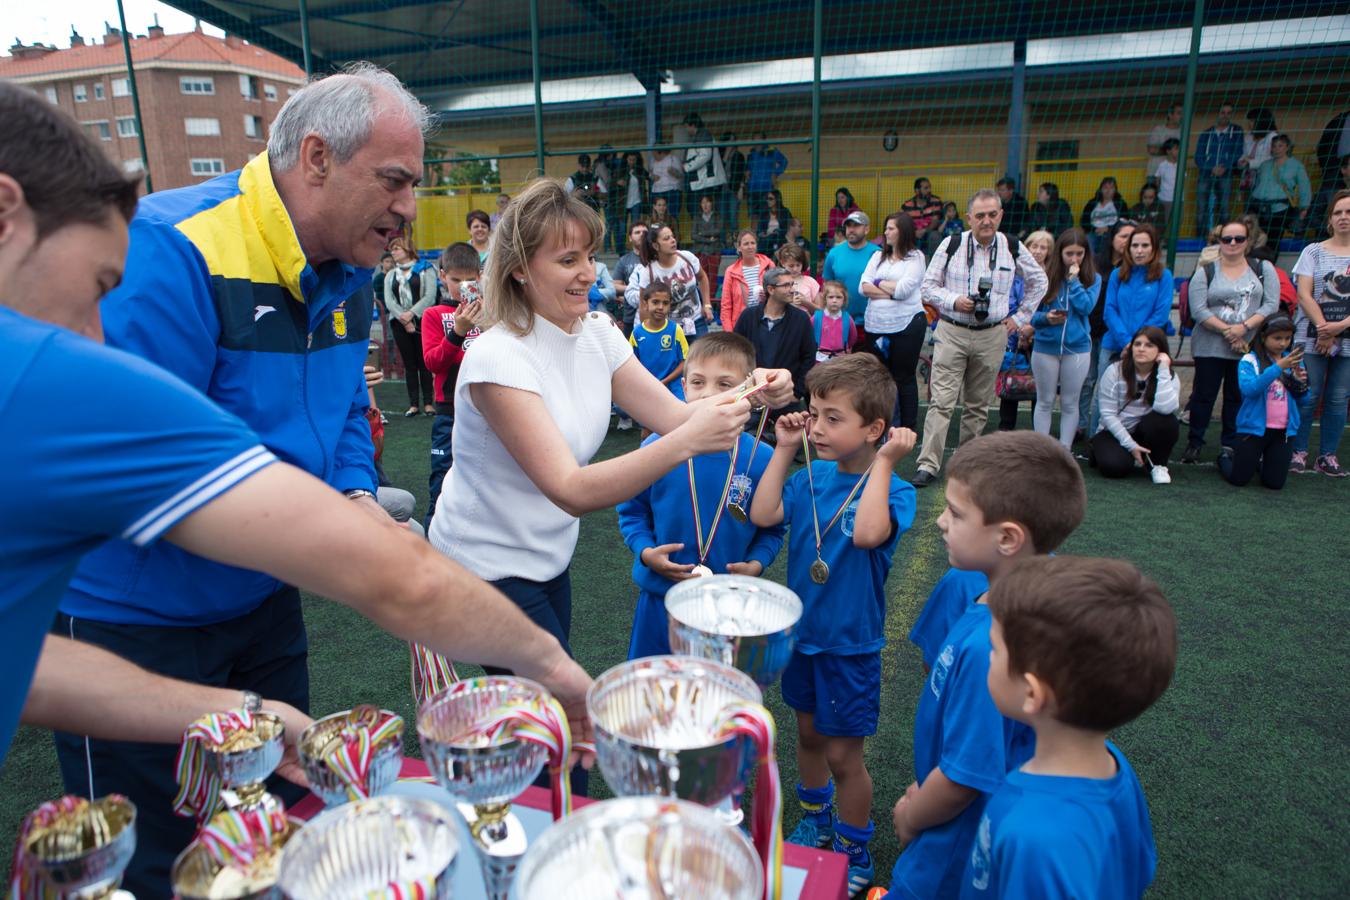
[1004,318,1019,336]
[725,561,764,577]
[531,653,596,770]
[953,296,975,314]
[774,410,810,445]
[877,427,918,467]
[640,543,698,581]
[350,492,402,530]
[267,700,314,789]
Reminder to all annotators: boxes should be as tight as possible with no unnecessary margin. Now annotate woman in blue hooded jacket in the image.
[1102,223,1173,372]
[1031,229,1101,446]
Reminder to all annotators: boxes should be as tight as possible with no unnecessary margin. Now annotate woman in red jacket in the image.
[720,230,776,330]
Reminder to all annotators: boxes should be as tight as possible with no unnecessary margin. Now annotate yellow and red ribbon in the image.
[173,709,256,822]
[716,702,784,900]
[9,795,125,900]
[410,644,459,709]
[196,806,290,869]
[322,709,404,801]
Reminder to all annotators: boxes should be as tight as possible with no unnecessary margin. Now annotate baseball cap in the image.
[844,210,870,227]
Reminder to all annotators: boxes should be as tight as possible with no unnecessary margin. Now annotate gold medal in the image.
[810,558,830,584]
[727,502,748,524]
[690,564,714,577]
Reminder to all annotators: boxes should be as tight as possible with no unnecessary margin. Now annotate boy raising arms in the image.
[964,555,1173,898]
[887,431,1087,898]
[750,354,918,897]
[617,332,786,658]
[422,242,484,530]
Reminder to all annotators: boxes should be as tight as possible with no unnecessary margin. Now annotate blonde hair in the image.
[482,178,604,336]
[1024,230,1054,258]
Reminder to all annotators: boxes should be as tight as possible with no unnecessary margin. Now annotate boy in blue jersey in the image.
[618,332,786,658]
[964,555,1174,899]
[886,431,1086,899]
[630,280,688,404]
[750,354,918,898]
[907,567,988,671]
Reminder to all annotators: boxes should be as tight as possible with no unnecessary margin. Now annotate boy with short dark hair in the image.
[630,280,689,402]
[421,241,484,530]
[887,430,1087,899]
[617,332,786,657]
[750,354,918,897]
[964,554,1174,898]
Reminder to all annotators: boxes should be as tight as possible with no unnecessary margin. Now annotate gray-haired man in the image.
[912,189,1048,486]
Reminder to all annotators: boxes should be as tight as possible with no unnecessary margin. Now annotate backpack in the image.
[1181,259,1265,332]
[940,233,1022,276]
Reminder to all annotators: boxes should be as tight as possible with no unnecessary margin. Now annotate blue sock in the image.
[796,780,834,825]
[834,818,875,867]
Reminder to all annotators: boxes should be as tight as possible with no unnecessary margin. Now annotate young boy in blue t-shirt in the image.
[630,280,688,402]
[886,430,1087,900]
[962,555,1174,899]
[750,354,918,897]
[907,567,988,672]
[617,332,786,658]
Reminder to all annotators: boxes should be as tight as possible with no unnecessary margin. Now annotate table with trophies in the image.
[10,575,849,899]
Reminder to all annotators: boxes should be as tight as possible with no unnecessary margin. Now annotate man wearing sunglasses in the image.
[912,190,1048,487]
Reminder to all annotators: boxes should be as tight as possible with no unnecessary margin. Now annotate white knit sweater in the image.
[428,312,633,581]
[1094,361,1179,451]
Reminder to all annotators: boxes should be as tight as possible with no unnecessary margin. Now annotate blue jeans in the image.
[1294,351,1350,456]
[425,412,454,530]
[1196,174,1233,237]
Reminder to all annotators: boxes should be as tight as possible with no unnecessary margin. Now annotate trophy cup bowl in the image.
[170,814,298,900]
[588,656,762,807]
[512,796,763,900]
[665,574,803,687]
[416,677,554,900]
[25,795,137,900]
[206,711,286,813]
[275,795,458,900]
[298,707,404,807]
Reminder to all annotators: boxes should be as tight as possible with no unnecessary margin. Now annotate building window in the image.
[44,86,58,104]
[74,84,88,102]
[117,117,139,138]
[243,115,264,139]
[239,74,259,99]
[264,83,277,101]
[93,82,105,100]
[83,121,111,141]
[190,158,225,177]
[179,76,215,95]
[185,117,221,136]
[113,77,131,97]
[123,158,144,174]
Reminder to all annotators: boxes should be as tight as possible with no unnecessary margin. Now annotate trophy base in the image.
[456,802,526,900]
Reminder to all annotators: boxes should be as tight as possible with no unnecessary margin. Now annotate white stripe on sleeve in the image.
[122,446,277,546]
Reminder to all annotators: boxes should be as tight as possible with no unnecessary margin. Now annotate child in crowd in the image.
[1092,326,1180,482]
[777,242,820,310]
[814,281,859,361]
[1129,183,1168,233]
[888,430,1087,899]
[940,202,964,239]
[1156,138,1181,223]
[961,555,1175,898]
[750,354,918,897]
[833,224,848,247]
[1221,314,1307,489]
[616,333,787,658]
[630,281,689,407]
[421,241,484,530]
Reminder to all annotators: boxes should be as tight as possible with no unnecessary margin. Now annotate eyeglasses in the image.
[1219,235,1248,244]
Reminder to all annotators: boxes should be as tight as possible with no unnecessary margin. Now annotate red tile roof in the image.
[0,30,305,80]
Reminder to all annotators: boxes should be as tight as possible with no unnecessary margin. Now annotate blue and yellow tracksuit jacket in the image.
[63,152,377,626]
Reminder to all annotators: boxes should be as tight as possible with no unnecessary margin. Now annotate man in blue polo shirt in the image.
[822,210,880,320]
[0,81,596,898]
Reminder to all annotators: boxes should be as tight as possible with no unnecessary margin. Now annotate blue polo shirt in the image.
[821,241,881,318]
[908,568,989,669]
[0,308,274,764]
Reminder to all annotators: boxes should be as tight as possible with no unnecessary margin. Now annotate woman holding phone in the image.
[1031,229,1100,446]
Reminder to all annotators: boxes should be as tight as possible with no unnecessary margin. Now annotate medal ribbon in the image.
[10,794,128,900]
[409,644,460,709]
[173,709,256,822]
[196,806,291,869]
[323,708,405,802]
[715,703,783,900]
[368,876,437,900]
[688,448,739,567]
[801,430,871,559]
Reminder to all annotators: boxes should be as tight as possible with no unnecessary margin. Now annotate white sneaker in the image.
[616,416,633,431]
[1150,465,1172,484]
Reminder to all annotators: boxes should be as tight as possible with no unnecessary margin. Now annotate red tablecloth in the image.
[291,758,847,900]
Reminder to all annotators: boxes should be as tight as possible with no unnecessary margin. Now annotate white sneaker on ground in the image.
[616,416,633,430]
[1151,465,1172,484]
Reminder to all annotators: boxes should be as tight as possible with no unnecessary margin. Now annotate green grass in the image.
[3,381,1346,897]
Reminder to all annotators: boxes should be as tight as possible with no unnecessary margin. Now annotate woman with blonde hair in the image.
[427,181,796,763]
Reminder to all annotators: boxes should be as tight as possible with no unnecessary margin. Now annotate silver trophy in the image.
[20,795,137,900]
[276,795,459,899]
[206,712,286,815]
[588,656,762,807]
[416,677,555,900]
[512,796,763,900]
[298,706,404,807]
[665,574,803,687]
[170,810,298,900]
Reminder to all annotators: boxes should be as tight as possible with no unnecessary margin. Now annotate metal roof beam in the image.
[253,0,445,27]
[567,0,664,89]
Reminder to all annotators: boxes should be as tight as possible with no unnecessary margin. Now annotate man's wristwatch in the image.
[344,489,377,502]
[241,690,263,714]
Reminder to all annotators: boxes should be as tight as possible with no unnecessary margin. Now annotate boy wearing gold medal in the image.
[617,333,786,659]
[749,354,918,897]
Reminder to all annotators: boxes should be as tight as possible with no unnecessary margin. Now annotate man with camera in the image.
[912,189,1048,486]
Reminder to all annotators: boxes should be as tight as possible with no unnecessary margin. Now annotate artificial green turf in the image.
[2,381,1346,896]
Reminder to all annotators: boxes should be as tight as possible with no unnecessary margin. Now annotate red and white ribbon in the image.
[195,806,291,869]
[9,795,121,900]
[410,644,459,709]
[368,876,437,900]
[716,702,783,900]
[322,709,404,801]
[173,709,256,822]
